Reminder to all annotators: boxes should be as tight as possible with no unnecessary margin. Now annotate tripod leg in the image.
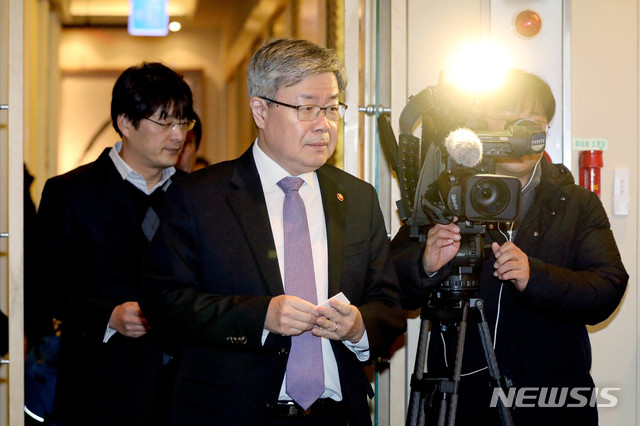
[406,318,431,426]
[445,300,469,426]
[472,298,514,426]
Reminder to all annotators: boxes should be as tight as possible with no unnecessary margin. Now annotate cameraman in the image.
[391,69,628,425]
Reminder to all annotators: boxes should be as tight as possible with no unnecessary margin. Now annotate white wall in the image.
[572,1,638,423]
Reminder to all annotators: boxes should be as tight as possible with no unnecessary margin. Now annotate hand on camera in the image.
[422,217,461,276]
[491,241,530,291]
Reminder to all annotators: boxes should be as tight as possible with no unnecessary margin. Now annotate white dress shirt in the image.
[253,141,369,402]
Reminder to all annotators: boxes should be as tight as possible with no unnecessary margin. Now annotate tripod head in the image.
[410,220,515,426]
[422,221,491,321]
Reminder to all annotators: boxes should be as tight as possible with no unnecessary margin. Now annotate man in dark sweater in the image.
[36,62,194,426]
[392,69,627,425]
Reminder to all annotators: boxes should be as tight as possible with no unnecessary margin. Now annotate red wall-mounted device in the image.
[579,150,603,197]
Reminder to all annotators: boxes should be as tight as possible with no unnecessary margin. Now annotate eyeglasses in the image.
[260,97,347,121]
[144,117,196,132]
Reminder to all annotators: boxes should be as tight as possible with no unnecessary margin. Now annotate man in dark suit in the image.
[36,62,195,426]
[140,38,407,426]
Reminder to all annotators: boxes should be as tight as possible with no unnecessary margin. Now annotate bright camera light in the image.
[169,21,182,32]
[449,42,511,94]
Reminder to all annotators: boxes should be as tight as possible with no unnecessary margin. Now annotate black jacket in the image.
[392,159,628,425]
[37,149,182,426]
[140,145,407,426]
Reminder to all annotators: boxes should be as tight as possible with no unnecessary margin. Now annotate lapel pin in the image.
[337,193,344,201]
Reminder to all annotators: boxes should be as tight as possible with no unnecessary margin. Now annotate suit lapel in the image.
[317,166,345,298]
[227,148,284,297]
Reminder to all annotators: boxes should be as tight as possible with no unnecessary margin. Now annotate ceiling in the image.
[53,0,205,27]
[52,0,264,40]
[53,0,284,79]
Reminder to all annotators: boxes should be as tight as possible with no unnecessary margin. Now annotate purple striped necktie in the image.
[277,176,324,410]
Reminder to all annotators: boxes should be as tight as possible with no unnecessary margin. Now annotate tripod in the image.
[406,279,514,426]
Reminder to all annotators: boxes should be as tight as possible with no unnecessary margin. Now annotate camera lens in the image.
[469,178,511,217]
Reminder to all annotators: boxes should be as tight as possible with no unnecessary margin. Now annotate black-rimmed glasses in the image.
[144,117,196,132]
[260,97,347,121]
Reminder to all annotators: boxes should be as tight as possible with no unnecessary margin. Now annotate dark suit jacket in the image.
[140,145,407,425]
[37,148,178,426]
[0,310,7,357]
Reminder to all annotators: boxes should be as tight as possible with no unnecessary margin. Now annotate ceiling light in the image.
[128,0,169,37]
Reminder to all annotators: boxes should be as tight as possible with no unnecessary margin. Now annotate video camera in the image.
[377,82,546,232]
[396,85,525,426]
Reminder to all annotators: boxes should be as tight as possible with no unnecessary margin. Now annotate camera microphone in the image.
[445,128,483,168]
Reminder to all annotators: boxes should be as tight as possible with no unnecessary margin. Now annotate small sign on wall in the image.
[573,138,609,151]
